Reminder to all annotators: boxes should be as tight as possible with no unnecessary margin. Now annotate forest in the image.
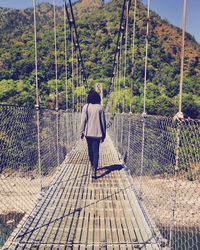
[0,0,200,118]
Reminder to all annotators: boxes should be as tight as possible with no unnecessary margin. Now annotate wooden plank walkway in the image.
[4,136,159,250]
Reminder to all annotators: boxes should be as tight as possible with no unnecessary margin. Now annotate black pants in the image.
[86,137,101,170]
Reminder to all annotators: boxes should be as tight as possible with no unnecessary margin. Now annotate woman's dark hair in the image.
[87,89,101,104]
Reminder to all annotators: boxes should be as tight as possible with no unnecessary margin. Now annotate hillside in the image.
[0,0,199,118]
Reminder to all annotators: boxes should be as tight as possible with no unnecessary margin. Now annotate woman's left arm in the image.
[80,105,87,139]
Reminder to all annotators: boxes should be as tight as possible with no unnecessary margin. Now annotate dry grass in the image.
[133,175,200,228]
[0,172,53,215]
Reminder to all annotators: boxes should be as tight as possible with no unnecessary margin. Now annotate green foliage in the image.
[182,94,200,118]
[0,79,34,106]
[0,106,38,173]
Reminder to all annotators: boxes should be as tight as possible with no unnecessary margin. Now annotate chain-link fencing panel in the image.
[108,113,200,250]
[0,105,81,247]
[40,110,81,190]
[0,105,39,248]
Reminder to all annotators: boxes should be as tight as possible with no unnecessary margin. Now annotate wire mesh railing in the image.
[0,104,81,247]
[108,113,200,250]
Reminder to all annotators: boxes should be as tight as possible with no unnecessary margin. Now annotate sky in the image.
[141,0,200,43]
[0,0,199,43]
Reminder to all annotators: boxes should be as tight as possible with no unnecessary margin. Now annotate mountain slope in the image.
[0,0,199,117]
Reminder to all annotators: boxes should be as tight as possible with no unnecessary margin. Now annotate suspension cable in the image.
[174,0,187,173]
[139,0,150,202]
[63,0,69,149]
[132,0,137,72]
[71,26,74,111]
[64,0,68,111]
[33,0,42,193]
[79,60,83,111]
[119,34,123,84]
[64,0,88,111]
[53,0,60,169]
[171,1,187,246]
[33,0,39,109]
[143,0,150,115]
[80,69,83,109]
[105,0,127,111]
[179,0,187,113]
[123,0,129,113]
[65,0,87,87]
[130,0,137,113]
[53,0,59,112]
[105,0,132,113]
[117,39,121,112]
[116,45,119,92]
[76,53,79,111]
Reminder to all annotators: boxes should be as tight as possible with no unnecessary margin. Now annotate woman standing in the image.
[80,89,106,179]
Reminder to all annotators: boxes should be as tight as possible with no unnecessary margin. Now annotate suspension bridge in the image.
[0,0,200,249]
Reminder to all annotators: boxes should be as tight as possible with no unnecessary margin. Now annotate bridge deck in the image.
[4,137,159,250]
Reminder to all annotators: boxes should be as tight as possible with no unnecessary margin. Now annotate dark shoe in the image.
[94,168,98,178]
[92,175,97,180]
[92,167,97,179]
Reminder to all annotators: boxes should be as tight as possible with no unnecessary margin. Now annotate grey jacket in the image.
[80,103,106,138]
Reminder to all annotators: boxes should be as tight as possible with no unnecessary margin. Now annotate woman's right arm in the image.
[100,109,106,142]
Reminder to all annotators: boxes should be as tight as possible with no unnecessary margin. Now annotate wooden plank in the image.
[38,163,81,244]
[5,136,159,250]
[93,207,100,244]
